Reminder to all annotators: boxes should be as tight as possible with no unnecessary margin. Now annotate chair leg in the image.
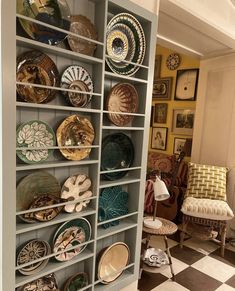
[220,224,226,257]
[164,235,175,281]
[180,220,188,249]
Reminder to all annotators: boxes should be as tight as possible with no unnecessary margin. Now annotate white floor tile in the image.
[143,257,188,278]
[183,237,220,255]
[149,236,178,250]
[192,256,235,282]
[151,280,190,291]
[215,284,235,291]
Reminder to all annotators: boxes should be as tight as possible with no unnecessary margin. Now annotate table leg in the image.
[139,233,151,279]
[164,235,175,281]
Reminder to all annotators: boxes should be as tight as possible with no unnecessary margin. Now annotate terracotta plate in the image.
[106,82,138,126]
[16,50,59,104]
[68,15,97,56]
[97,242,130,284]
[17,0,71,45]
[17,273,59,291]
[56,115,95,161]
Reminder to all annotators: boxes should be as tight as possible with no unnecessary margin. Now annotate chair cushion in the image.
[181,197,234,220]
[185,162,227,201]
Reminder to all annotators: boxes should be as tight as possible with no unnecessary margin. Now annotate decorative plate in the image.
[106,23,136,68]
[106,83,138,126]
[63,272,89,291]
[143,248,168,267]
[53,218,91,261]
[17,171,61,223]
[17,0,71,45]
[16,50,59,104]
[101,133,134,180]
[166,53,181,70]
[67,15,97,56]
[16,120,56,164]
[61,174,92,213]
[97,242,130,284]
[106,13,146,76]
[98,186,128,229]
[16,239,51,276]
[106,29,129,62]
[17,273,59,291]
[60,65,93,107]
[56,115,95,161]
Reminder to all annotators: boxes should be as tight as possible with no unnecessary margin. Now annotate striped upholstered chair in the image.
[180,162,234,257]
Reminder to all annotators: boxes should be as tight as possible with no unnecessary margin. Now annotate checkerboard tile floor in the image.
[138,234,235,291]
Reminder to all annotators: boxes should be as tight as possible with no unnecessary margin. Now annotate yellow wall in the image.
[149,45,200,158]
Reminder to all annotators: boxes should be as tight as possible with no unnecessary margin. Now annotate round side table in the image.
[140,217,178,280]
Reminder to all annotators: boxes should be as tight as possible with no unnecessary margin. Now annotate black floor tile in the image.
[226,274,235,288]
[175,267,222,291]
[170,245,205,265]
[138,271,168,291]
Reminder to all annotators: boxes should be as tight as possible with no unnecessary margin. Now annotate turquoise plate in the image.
[98,186,128,229]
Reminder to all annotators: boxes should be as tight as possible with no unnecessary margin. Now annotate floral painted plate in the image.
[53,218,91,261]
[60,65,93,107]
[101,133,134,180]
[68,15,97,56]
[63,272,89,291]
[61,174,92,213]
[98,186,128,229]
[56,115,95,161]
[16,50,59,104]
[17,273,59,291]
[16,239,51,276]
[105,82,138,126]
[17,0,71,45]
[16,120,56,164]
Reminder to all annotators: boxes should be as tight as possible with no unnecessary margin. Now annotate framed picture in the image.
[173,138,192,156]
[174,68,199,101]
[154,103,168,124]
[172,109,195,135]
[154,55,162,80]
[153,77,172,100]
[151,127,168,150]
[150,106,154,127]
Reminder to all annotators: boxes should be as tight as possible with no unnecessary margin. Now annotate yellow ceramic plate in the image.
[56,115,94,161]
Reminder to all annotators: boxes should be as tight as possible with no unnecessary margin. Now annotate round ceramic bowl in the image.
[97,242,130,284]
[17,0,71,45]
[63,272,89,291]
[67,15,97,56]
[16,239,51,276]
[16,50,59,104]
[56,115,95,161]
[16,273,59,291]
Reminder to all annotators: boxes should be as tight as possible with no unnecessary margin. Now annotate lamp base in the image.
[144,217,162,229]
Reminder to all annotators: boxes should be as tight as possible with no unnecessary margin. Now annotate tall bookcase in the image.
[0,1,157,290]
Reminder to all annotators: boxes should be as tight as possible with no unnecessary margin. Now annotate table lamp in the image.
[144,176,170,229]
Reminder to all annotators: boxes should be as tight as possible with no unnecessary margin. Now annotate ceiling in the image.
[157,0,235,59]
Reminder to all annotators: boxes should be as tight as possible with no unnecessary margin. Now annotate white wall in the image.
[168,0,235,38]
[192,53,235,234]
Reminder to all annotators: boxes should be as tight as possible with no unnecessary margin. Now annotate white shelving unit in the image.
[0,0,157,290]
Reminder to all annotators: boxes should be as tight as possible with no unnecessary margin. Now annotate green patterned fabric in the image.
[185,162,227,201]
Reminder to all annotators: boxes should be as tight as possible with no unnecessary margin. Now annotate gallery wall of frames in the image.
[149,45,200,158]
[1,0,157,290]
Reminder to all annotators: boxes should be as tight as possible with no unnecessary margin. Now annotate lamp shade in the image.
[153,176,170,201]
